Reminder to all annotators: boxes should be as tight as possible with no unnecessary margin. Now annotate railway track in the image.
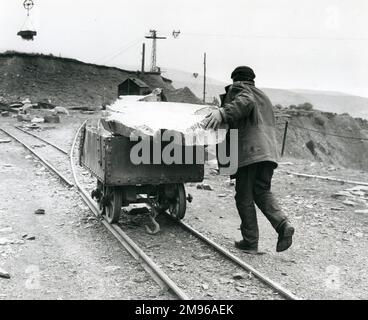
[0,123,300,300]
[0,125,187,300]
[0,126,74,187]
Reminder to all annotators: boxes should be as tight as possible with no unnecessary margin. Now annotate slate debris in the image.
[331,207,345,211]
[355,209,368,215]
[103,266,121,273]
[232,273,246,280]
[334,186,368,212]
[343,200,357,207]
[235,286,246,293]
[192,253,211,261]
[196,184,214,191]
[0,238,25,245]
[34,209,46,215]
[0,227,13,233]
[0,267,10,279]
[201,283,209,290]
[23,235,36,241]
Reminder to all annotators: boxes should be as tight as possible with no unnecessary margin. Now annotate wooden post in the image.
[281,121,289,157]
[141,43,145,74]
[203,53,207,104]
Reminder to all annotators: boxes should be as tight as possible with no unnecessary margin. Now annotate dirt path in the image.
[0,128,167,300]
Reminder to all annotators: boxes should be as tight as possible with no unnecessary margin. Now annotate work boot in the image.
[276,221,295,252]
[234,240,258,255]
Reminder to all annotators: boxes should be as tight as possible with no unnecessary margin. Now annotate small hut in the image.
[118,78,151,97]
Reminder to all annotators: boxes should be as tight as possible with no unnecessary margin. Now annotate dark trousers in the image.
[235,161,288,249]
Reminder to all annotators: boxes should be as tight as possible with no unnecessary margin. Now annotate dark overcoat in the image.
[218,81,279,171]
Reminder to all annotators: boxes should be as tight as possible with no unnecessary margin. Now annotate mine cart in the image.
[79,122,204,224]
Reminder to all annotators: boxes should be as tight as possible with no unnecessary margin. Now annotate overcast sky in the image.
[1,0,368,97]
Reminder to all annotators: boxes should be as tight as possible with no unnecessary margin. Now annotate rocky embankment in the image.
[274,104,368,171]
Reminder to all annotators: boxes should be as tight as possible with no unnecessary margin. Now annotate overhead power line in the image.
[183,32,368,41]
[99,37,143,65]
[288,123,368,141]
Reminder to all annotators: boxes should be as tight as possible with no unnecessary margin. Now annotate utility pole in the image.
[203,52,207,104]
[145,30,167,73]
[281,120,289,157]
[141,43,146,74]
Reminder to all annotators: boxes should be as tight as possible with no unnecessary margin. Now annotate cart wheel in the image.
[168,184,186,220]
[105,187,122,224]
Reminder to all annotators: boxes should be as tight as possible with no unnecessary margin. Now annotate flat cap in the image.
[231,66,256,82]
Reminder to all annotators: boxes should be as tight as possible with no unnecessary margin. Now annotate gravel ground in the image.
[2,111,368,300]
[184,164,368,300]
[119,213,282,300]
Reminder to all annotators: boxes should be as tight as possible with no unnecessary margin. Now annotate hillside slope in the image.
[0,52,202,108]
[274,106,368,170]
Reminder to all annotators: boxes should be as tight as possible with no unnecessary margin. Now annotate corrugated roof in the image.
[124,77,149,88]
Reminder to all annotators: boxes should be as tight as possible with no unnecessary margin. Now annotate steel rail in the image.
[70,122,190,300]
[1,124,190,300]
[278,169,368,187]
[14,126,69,155]
[0,127,74,187]
[171,216,300,300]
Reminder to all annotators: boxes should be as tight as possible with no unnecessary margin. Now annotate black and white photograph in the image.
[1,0,368,305]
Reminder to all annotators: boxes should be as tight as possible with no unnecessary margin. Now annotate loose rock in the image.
[197,184,213,191]
[232,272,245,280]
[0,238,24,245]
[103,266,121,273]
[31,117,45,124]
[0,267,10,279]
[192,253,211,260]
[0,227,13,233]
[330,207,344,211]
[201,283,209,290]
[355,209,368,215]
[343,200,357,207]
[34,209,45,215]
[331,191,352,198]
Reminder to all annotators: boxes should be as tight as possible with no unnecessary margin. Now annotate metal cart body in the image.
[79,123,205,226]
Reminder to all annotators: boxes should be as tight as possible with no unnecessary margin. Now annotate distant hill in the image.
[164,68,368,119]
[263,88,368,120]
